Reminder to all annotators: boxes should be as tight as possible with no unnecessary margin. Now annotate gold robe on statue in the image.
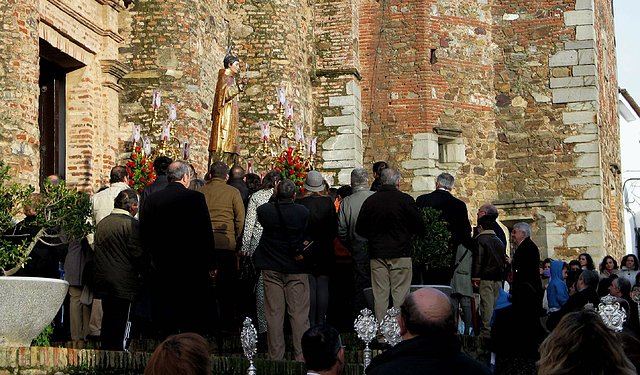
[209,68,240,159]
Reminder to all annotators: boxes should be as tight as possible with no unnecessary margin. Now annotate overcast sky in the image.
[614,0,640,99]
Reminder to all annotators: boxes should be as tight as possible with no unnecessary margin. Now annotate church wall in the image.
[492,0,623,259]
[0,0,40,184]
[358,0,498,207]
[229,0,315,173]
[0,0,125,190]
[118,0,227,179]
[313,0,363,185]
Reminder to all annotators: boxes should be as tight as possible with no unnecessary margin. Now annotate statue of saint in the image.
[209,54,244,167]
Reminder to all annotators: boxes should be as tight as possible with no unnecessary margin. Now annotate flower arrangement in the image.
[126,146,156,193]
[273,147,311,191]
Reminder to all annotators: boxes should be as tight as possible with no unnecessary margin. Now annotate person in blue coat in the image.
[546,260,569,312]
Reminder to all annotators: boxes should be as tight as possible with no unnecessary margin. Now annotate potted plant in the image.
[0,161,93,347]
[411,207,452,285]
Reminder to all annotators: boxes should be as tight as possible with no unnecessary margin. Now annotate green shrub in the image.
[0,161,93,275]
[411,207,452,269]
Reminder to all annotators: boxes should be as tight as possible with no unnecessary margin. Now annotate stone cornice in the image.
[45,0,125,44]
[100,60,130,92]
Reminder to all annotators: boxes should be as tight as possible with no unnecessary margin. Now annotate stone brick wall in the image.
[229,0,315,172]
[0,0,40,184]
[359,0,498,205]
[314,0,363,185]
[118,0,227,178]
[491,0,623,259]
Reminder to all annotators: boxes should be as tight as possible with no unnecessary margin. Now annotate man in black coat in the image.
[227,164,249,207]
[510,222,543,303]
[94,189,148,350]
[416,173,472,282]
[366,287,490,375]
[139,160,216,338]
[139,156,172,216]
[356,168,424,322]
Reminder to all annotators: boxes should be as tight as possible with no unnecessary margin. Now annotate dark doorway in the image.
[38,39,84,188]
[38,57,66,186]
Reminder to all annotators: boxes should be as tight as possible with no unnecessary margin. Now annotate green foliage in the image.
[411,207,452,269]
[31,322,54,347]
[0,160,93,275]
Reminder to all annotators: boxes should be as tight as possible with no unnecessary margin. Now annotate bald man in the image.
[366,288,490,375]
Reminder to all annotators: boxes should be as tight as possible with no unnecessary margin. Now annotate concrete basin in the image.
[0,276,69,347]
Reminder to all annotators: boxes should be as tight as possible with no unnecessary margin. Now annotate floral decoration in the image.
[273,147,310,191]
[126,146,156,193]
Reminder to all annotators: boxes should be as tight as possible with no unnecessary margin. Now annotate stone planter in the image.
[0,276,69,347]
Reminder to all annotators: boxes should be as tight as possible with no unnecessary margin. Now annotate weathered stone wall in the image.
[118,0,227,179]
[229,0,315,172]
[0,0,127,190]
[359,0,498,207]
[0,0,41,184]
[314,0,363,185]
[491,0,623,259]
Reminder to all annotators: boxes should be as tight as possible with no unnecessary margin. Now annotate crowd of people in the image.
[11,157,640,374]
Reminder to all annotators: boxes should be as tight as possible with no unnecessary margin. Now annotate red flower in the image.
[289,169,295,175]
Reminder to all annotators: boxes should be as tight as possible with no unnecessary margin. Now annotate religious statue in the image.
[209,53,245,167]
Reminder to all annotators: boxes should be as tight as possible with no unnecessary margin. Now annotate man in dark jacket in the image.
[510,222,543,304]
[254,179,310,361]
[139,156,172,216]
[227,164,249,207]
[472,215,506,337]
[366,287,490,375]
[94,189,148,350]
[416,173,472,283]
[140,160,216,338]
[356,168,424,322]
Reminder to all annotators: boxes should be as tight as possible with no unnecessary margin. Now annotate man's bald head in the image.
[400,287,456,338]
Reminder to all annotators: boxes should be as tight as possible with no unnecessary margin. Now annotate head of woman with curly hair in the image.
[538,309,635,375]
[599,255,618,275]
[578,253,595,271]
[621,254,640,271]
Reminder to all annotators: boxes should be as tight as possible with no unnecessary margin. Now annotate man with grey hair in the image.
[510,222,543,306]
[338,168,375,312]
[356,168,424,322]
[140,160,216,337]
[416,173,472,283]
[474,203,507,246]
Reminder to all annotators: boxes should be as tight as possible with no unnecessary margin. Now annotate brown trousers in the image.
[262,270,310,361]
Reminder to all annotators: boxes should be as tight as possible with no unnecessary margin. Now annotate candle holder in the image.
[379,307,401,347]
[354,308,378,373]
[240,317,258,375]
